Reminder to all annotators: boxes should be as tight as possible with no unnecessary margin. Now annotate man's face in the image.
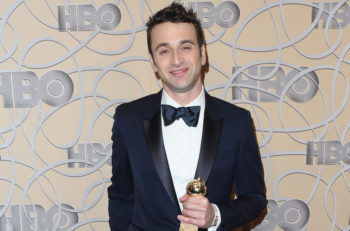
[149,22,206,95]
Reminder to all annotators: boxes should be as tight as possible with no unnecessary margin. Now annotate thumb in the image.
[179,194,188,202]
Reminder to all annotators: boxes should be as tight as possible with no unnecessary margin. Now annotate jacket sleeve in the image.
[108,106,134,231]
[217,111,267,230]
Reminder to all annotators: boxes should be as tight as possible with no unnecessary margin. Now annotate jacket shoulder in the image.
[207,94,250,118]
[114,91,160,119]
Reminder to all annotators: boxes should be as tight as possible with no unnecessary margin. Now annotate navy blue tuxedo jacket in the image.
[108,90,266,231]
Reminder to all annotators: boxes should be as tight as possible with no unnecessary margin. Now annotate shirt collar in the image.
[161,87,205,108]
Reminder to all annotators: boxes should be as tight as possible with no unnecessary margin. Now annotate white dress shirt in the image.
[161,87,221,230]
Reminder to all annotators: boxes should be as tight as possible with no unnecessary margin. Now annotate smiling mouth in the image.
[170,68,188,76]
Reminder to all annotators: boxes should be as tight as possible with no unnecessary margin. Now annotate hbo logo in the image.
[0,71,73,108]
[232,66,319,103]
[0,204,78,231]
[187,1,240,28]
[312,2,350,29]
[307,141,350,165]
[67,143,112,168]
[253,199,310,231]
[58,3,121,31]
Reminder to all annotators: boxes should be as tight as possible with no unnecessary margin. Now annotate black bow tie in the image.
[161,105,201,127]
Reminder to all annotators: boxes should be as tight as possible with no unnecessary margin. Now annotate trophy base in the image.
[179,221,198,231]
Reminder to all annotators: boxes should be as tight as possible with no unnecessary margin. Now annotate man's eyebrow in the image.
[180,40,195,45]
[154,42,170,52]
[154,40,196,52]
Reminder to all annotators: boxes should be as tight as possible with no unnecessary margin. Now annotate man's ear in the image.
[200,44,206,66]
[149,53,158,72]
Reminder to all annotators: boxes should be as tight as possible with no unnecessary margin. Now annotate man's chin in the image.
[168,85,194,94]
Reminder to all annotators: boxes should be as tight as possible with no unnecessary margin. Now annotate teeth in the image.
[172,69,184,73]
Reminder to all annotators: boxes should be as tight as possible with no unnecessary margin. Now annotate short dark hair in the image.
[146,2,204,56]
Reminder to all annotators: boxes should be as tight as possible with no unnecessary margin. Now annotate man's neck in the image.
[163,86,203,106]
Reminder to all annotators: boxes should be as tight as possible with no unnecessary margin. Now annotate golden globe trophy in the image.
[179,178,207,231]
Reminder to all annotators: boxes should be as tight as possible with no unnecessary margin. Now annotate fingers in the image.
[182,197,208,213]
[182,208,206,220]
[178,195,215,228]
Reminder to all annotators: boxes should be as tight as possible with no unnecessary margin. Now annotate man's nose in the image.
[172,50,183,65]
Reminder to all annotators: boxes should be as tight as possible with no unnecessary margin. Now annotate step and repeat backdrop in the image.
[0,0,350,230]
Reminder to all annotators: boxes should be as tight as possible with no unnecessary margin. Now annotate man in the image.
[108,2,266,231]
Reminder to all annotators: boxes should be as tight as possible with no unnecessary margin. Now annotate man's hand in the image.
[177,194,215,228]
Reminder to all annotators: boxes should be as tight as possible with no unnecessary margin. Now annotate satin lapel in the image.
[195,94,223,181]
[142,109,180,212]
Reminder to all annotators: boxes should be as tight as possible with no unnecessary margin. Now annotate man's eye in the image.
[159,50,168,55]
[183,46,191,50]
